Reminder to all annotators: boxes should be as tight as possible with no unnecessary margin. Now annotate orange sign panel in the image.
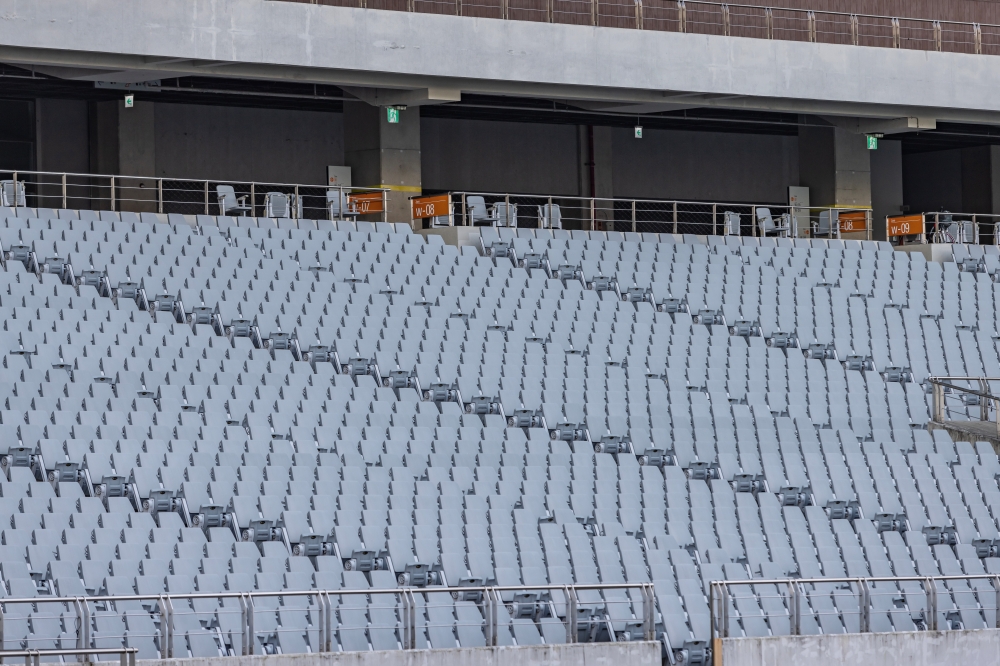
[412,194,450,219]
[347,192,384,215]
[838,211,868,233]
[887,214,924,237]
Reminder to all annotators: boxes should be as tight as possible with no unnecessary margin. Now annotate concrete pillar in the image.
[798,122,872,208]
[88,100,157,212]
[343,101,421,224]
[870,139,903,241]
[576,125,613,230]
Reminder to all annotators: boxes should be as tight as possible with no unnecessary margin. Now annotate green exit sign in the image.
[386,107,400,124]
[867,135,878,150]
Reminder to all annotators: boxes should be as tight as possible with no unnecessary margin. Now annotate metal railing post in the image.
[10,172,16,208]
[204,181,209,215]
[808,11,816,42]
[564,587,577,643]
[892,17,900,47]
[709,583,717,643]
[157,597,168,659]
[924,578,938,631]
[933,21,942,51]
[850,14,859,45]
[677,0,686,32]
[636,0,642,30]
[932,380,944,422]
[548,0,553,22]
[643,583,655,640]
[994,576,1000,629]
[632,200,637,233]
[158,179,163,214]
[752,205,758,237]
[247,594,255,655]
[61,173,67,210]
[462,192,468,226]
[592,0,597,26]
[788,581,800,635]
[505,193,511,227]
[400,591,411,649]
[766,7,773,39]
[110,176,115,212]
[712,202,717,236]
[250,183,256,218]
[722,3,730,36]
[294,185,300,220]
[590,198,596,232]
[672,201,678,234]
[721,584,730,637]
[975,23,983,54]
[858,579,870,632]
[382,190,388,224]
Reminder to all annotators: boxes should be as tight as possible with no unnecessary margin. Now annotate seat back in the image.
[817,210,838,236]
[216,185,237,214]
[265,192,289,219]
[493,202,517,228]
[1,181,25,207]
[723,211,740,235]
[466,196,489,222]
[540,204,562,229]
[755,207,774,234]
[327,189,346,218]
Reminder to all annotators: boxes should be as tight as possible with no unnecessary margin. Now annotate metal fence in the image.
[0,170,389,223]
[928,376,1000,426]
[416,190,871,239]
[298,0,1000,56]
[0,583,656,658]
[887,212,1000,246]
[710,574,1000,641]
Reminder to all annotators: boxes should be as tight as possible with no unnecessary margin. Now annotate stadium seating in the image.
[0,207,998,657]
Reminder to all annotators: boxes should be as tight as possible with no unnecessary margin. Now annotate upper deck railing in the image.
[287,0,1000,57]
[0,169,389,224]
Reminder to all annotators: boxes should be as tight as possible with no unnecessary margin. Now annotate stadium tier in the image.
[0,208,998,659]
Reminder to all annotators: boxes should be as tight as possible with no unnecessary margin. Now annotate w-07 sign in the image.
[412,194,450,219]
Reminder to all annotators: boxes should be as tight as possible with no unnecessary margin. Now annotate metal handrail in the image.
[0,168,389,223]
[0,582,657,657]
[298,0,1000,56]
[417,190,871,240]
[888,211,1000,245]
[710,573,1000,641]
[927,376,1000,425]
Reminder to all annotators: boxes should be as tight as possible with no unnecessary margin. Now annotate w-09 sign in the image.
[886,214,924,237]
[412,194,450,219]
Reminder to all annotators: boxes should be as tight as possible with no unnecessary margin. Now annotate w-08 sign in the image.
[412,194,450,219]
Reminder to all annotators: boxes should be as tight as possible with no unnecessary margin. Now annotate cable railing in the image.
[887,212,1000,246]
[710,574,1000,642]
[0,170,389,224]
[928,376,1000,429]
[412,190,871,239]
[0,583,657,658]
[297,0,1000,56]
[0,648,137,666]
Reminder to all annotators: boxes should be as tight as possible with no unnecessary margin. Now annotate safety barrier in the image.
[710,574,1000,641]
[413,191,870,239]
[0,170,389,223]
[0,583,657,658]
[291,0,1000,57]
[0,648,137,666]
[887,212,1000,246]
[928,376,1000,426]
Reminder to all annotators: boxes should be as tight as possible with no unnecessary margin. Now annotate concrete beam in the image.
[822,116,938,135]
[2,0,1000,123]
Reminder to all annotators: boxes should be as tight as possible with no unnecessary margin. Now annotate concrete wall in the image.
[6,0,1000,124]
[902,148,963,213]
[421,118,579,195]
[143,641,660,666]
[153,103,344,184]
[35,98,88,173]
[721,629,1000,666]
[611,128,798,203]
[422,118,798,203]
